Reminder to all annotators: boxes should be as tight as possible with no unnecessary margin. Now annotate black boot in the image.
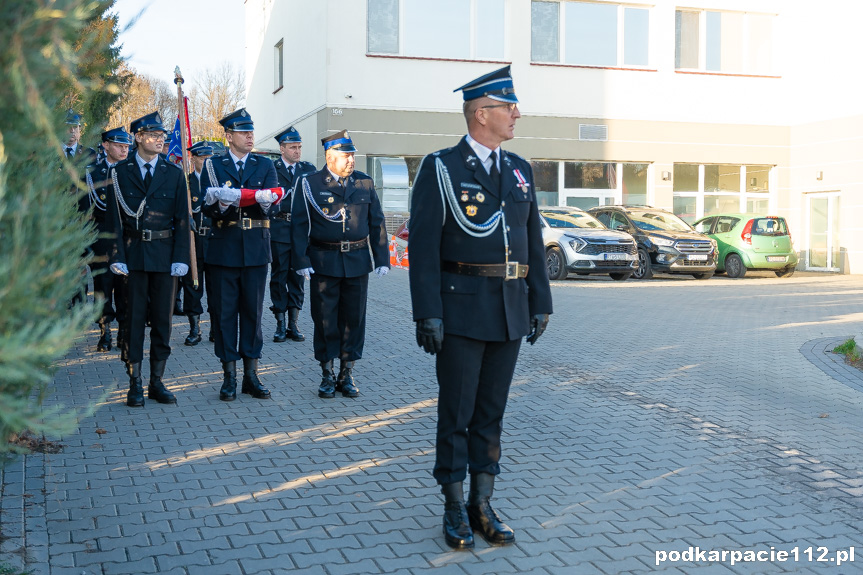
[273,312,288,343]
[173,296,183,316]
[318,360,336,398]
[241,358,271,399]
[336,360,359,398]
[184,314,202,346]
[126,362,144,407]
[147,359,177,404]
[287,308,305,342]
[466,473,515,546]
[441,482,474,549]
[220,361,237,401]
[96,320,112,352]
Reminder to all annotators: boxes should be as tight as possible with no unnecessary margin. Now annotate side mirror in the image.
[616,224,631,232]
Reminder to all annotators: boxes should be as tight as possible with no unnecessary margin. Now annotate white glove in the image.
[171,263,189,277]
[255,189,276,212]
[110,263,128,276]
[374,266,389,277]
[204,187,220,205]
[296,267,314,280]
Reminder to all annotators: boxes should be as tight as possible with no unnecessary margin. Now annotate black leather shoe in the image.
[336,361,359,398]
[287,308,305,342]
[241,358,271,399]
[318,360,336,398]
[467,474,515,546]
[184,314,202,346]
[147,359,177,404]
[273,312,288,343]
[126,362,144,407]
[441,482,474,549]
[220,361,237,401]
[96,321,112,352]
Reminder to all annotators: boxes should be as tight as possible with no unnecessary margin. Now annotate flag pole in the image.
[174,66,198,289]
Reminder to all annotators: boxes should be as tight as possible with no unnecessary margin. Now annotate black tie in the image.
[489,151,501,189]
[338,177,346,187]
[143,163,152,188]
[237,160,244,182]
[287,164,295,185]
[65,147,73,157]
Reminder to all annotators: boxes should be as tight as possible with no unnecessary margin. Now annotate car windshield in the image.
[751,217,788,236]
[628,211,692,232]
[541,211,605,229]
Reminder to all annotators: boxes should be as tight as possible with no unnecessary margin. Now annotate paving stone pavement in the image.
[3,270,863,574]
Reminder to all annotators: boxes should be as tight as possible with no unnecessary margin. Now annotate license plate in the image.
[602,253,627,261]
[766,256,787,262]
[687,254,708,261]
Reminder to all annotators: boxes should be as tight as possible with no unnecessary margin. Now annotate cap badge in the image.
[241,110,247,117]
[466,205,478,217]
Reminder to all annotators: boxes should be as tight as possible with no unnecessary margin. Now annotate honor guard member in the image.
[200,108,279,402]
[291,130,390,399]
[81,126,134,352]
[408,66,552,549]
[63,109,97,163]
[105,111,191,407]
[270,126,315,343]
[178,140,215,346]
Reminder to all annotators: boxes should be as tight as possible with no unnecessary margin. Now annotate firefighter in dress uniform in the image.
[408,66,553,549]
[200,109,280,402]
[291,130,390,399]
[269,126,315,343]
[105,111,191,407]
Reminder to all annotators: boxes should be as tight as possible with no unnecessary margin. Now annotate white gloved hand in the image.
[216,187,241,205]
[374,266,389,277]
[171,263,189,277]
[296,267,314,280]
[110,263,129,276]
[204,187,220,205]
[255,189,276,212]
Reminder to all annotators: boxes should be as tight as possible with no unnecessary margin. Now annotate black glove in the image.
[526,314,549,345]
[416,318,444,355]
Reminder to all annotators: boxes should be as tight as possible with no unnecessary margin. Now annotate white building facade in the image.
[245,0,863,273]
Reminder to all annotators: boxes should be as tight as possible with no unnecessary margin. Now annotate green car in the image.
[692,213,798,278]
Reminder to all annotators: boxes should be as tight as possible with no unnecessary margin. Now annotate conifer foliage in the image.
[0,0,123,460]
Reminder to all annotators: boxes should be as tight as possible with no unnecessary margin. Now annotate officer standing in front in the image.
[200,108,279,402]
[178,140,214,346]
[81,126,134,352]
[269,126,315,343]
[408,66,553,549]
[105,111,191,407]
[291,130,389,399]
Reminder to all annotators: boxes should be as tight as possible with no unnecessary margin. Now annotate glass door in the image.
[806,192,841,271]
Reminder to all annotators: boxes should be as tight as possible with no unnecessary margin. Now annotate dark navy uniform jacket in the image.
[200,153,279,268]
[408,137,552,342]
[105,155,191,272]
[271,159,315,244]
[291,168,389,278]
[188,172,211,258]
[80,159,116,254]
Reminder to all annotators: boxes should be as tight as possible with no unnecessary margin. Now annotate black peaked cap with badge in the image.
[130,112,167,134]
[275,126,302,144]
[454,65,519,103]
[219,108,255,132]
[321,130,356,153]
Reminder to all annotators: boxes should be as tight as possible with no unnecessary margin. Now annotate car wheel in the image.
[546,246,567,280]
[609,272,630,281]
[633,249,653,280]
[725,253,746,278]
[692,272,714,280]
[775,266,796,278]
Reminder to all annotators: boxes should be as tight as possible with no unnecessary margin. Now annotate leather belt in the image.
[311,238,368,252]
[215,218,270,230]
[442,260,529,280]
[124,229,173,241]
[273,212,291,221]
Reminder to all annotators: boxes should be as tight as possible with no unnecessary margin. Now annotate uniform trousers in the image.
[309,273,368,363]
[91,258,126,323]
[178,243,207,316]
[125,270,177,364]
[269,241,305,313]
[433,334,522,485]
[208,264,267,361]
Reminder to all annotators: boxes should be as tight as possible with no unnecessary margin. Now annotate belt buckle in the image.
[141,229,152,242]
[241,218,252,230]
[340,241,350,252]
[505,261,519,280]
[284,213,291,222]
[198,226,209,236]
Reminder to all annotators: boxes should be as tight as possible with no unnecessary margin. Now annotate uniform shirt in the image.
[465,134,501,175]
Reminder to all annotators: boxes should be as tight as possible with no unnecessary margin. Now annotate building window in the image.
[274,40,284,92]
[367,0,504,60]
[675,10,774,75]
[531,160,651,209]
[672,163,773,222]
[531,1,650,67]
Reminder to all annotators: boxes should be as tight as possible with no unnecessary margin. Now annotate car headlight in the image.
[648,235,675,247]
[568,237,587,252]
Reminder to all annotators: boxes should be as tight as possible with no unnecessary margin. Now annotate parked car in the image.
[588,205,717,280]
[539,207,637,281]
[692,213,798,278]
